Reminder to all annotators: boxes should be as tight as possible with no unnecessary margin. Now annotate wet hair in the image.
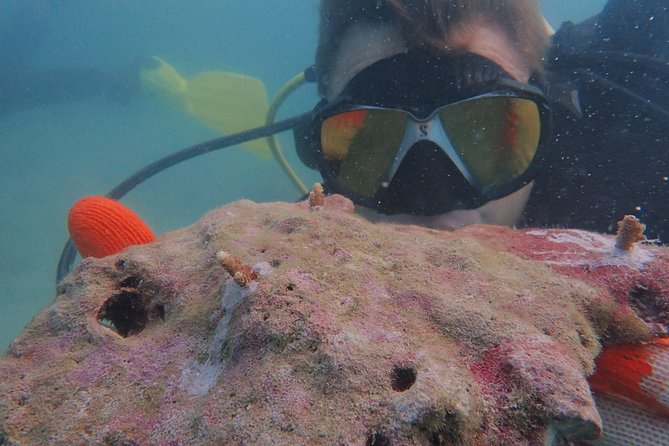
[316,0,550,96]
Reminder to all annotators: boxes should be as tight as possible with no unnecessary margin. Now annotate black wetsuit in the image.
[523,0,669,241]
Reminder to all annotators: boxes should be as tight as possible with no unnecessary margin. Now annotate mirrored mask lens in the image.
[321,109,407,197]
[438,97,541,191]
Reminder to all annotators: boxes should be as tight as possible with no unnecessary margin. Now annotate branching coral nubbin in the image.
[309,183,325,210]
[216,251,259,287]
[615,215,647,251]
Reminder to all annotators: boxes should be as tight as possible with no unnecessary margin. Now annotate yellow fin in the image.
[139,56,189,109]
[185,71,273,159]
[141,57,274,159]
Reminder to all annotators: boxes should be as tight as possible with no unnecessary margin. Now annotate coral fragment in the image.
[308,183,325,210]
[615,215,647,251]
[216,250,258,287]
[233,271,254,287]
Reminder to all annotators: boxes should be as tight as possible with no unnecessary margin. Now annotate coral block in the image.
[2,195,669,445]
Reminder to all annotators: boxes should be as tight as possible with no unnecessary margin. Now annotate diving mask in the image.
[295,50,552,215]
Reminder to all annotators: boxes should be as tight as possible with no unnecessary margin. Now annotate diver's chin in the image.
[356,182,534,231]
[423,209,485,230]
[355,205,484,230]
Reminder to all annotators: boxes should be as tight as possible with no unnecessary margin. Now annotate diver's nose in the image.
[378,139,481,215]
[388,116,476,187]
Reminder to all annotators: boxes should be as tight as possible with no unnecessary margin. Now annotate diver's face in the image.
[327,20,535,230]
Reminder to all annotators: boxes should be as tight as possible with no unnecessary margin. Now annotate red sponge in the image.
[68,196,156,258]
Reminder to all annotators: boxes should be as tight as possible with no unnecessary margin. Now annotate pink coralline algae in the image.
[1,196,668,445]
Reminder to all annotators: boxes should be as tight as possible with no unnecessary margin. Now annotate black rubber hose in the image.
[56,112,311,284]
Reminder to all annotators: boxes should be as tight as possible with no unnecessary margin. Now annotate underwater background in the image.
[0,0,608,351]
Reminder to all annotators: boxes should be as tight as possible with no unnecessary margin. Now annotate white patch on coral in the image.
[179,261,272,395]
[253,261,272,277]
[527,229,654,269]
[178,359,224,396]
[179,283,252,395]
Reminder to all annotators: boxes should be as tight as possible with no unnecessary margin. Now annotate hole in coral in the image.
[366,432,391,446]
[152,303,166,321]
[628,282,669,327]
[391,366,417,392]
[287,283,295,291]
[271,259,282,267]
[420,409,460,446]
[97,290,162,337]
[115,259,126,271]
[577,328,591,348]
[103,432,139,446]
[120,276,141,289]
[97,291,147,337]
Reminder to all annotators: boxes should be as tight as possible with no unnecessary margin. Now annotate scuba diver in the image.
[299,0,669,241]
[60,0,668,444]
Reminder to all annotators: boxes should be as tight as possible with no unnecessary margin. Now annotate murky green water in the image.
[0,0,609,351]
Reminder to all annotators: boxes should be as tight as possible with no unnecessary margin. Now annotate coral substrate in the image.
[1,196,668,445]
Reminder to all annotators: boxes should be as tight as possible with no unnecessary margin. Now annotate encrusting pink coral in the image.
[615,215,647,251]
[216,250,258,287]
